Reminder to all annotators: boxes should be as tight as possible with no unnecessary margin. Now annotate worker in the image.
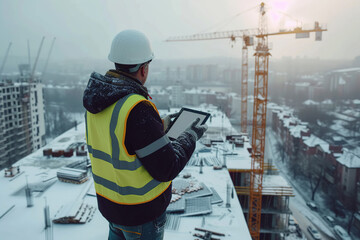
[83,29,208,240]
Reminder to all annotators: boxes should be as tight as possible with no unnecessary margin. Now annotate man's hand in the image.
[185,118,208,141]
[162,112,180,132]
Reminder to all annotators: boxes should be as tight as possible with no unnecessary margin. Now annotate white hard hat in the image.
[108,29,154,65]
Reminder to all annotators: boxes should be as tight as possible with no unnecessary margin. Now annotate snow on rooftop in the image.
[353,99,360,105]
[303,99,319,105]
[1,107,253,240]
[339,76,346,85]
[331,67,360,73]
[183,88,216,94]
[321,99,333,105]
[18,123,87,168]
[303,134,330,153]
[343,109,360,118]
[332,136,343,142]
[262,175,293,196]
[329,112,355,122]
[289,125,308,138]
[330,120,354,138]
[295,82,310,87]
[336,149,360,168]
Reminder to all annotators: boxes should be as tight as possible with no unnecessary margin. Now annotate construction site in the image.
[1,1,360,240]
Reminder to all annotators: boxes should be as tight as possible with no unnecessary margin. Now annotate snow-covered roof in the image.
[353,99,360,105]
[183,88,216,94]
[226,141,252,171]
[330,120,354,138]
[332,67,360,73]
[343,109,360,118]
[303,99,319,105]
[262,175,293,196]
[332,136,343,142]
[295,82,310,87]
[336,149,360,168]
[329,112,355,122]
[1,108,253,240]
[303,134,330,153]
[289,125,308,138]
[321,99,333,105]
[339,76,346,85]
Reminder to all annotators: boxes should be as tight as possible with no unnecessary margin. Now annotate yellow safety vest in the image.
[85,94,171,205]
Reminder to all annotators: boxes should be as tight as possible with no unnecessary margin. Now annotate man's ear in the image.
[140,65,146,77]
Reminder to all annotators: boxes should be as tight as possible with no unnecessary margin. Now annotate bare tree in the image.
[276,141,286,163]
[347,192,357,234]
[305,155,325,201]
[288,146,302,179]
[325,184,338,213]
[344,117,360,138]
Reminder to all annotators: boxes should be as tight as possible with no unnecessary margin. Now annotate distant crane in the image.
[42,37,56,79]
[0,42,12,77]
[27,40,31,70]
[167,2,326,239]
[31,36,45,82]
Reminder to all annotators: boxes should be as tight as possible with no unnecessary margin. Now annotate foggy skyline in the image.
[1,0,360,65]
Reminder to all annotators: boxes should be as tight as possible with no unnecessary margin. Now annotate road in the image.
[265,128,335,240]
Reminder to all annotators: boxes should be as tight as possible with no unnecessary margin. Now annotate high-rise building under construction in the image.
[0,65,45,169]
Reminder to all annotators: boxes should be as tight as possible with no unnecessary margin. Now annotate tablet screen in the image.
[166,108,210,139]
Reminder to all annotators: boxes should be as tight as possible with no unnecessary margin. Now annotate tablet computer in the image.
[166,108,210,139]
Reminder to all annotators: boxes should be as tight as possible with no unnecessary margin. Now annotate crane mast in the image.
[241,41,248,133]
[248,2,268,239]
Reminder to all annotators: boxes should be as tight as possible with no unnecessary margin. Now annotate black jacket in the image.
[83,70,196,226]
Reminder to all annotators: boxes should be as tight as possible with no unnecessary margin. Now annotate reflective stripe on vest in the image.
[86,94,171,205]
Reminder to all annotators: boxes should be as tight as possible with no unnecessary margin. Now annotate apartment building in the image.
[0,71,45,169]
[272,106,360,210]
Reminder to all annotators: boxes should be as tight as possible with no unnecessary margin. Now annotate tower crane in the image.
[166,3,327,239]
[42,37,56,79]
[0,42,12,77]
[31,36,45,82]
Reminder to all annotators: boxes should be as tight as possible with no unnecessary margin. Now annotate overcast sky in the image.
[0,0,359,63]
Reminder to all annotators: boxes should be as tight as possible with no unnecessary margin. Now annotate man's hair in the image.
[115,63,139,73]
[115,60,151,74]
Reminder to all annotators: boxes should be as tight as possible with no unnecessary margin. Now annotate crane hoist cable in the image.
[199,5,258,34]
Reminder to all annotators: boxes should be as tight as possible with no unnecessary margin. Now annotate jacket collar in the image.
[106,69,144,86]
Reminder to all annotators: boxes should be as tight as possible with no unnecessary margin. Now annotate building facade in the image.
[0,73,45,169]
